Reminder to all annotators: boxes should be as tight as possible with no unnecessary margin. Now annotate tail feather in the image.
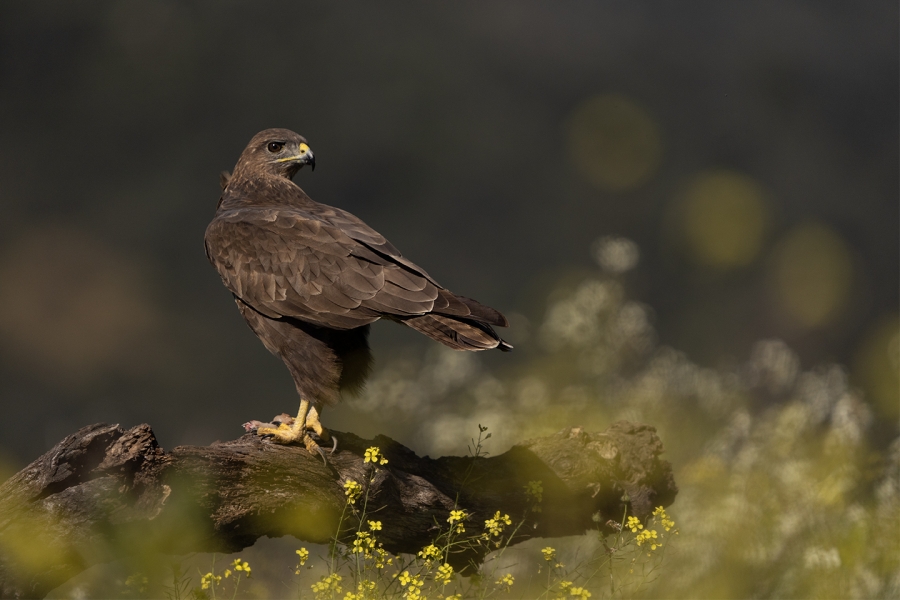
[403,313,512,352]
[431,290,509,327]
[454,294,509,327]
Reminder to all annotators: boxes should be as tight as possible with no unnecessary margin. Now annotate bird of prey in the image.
[205,128,511,457]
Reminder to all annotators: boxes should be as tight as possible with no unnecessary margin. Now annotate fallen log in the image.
[0,421,676,598]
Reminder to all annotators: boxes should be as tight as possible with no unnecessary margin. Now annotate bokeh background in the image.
[0,2,897,598]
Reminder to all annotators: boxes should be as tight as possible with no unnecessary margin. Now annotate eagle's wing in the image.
[205,206,459,330]
[305,202,509,327]
[301,201,441,283]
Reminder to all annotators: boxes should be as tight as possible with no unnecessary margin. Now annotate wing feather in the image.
[206,207,440,329]
[380,280,438,303]
[206,204,507,334]
[383,267,428,292]
[363,295,432,315]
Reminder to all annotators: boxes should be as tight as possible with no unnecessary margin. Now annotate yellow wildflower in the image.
[352,531,376,556]
[448,509,467,523]
[406,587,423,600]
[296,547,310,566]
[374,546,393,569]
[418,543,441,566]
[364,446,389,465]
[311,573,343,599]
[448,509,468,533]
[635,528,659,549]
[199,572,221,590]
[652,506,675,531]
[344,579,376,599]
[496,573,514,590]
[223,569,232,578]
[344,480,363,504]
[484,511,512,537]
[569,586,592,599]
[232,559,251,577]
[626,516,643,532]
[368,520,382,531]
[396,571,424,598]
[435,563,454,585]
[541,547,556,562]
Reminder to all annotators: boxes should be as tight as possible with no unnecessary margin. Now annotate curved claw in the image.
[329,435,338,454]
[315,444,328,465]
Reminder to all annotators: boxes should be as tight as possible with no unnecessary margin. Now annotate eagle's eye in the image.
[267,141,285,153]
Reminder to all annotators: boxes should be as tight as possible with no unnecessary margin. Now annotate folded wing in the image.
[204,206,509,351]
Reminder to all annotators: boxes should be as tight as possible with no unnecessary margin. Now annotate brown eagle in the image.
[205,129,511,456]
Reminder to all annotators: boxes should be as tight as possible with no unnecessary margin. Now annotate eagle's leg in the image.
[254,399,325,458]
[231,302,362,459]
[305,406,337,453]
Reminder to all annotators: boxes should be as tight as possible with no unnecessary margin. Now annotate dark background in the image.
[0,1,896,468]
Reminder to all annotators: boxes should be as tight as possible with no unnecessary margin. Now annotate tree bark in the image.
[0,421,676,599]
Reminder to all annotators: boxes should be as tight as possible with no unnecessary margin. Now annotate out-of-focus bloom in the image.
[496,573,514,590]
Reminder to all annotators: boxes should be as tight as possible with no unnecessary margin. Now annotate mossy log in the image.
[0,421,676,598]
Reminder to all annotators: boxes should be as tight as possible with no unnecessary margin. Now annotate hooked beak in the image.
[276,142,316,171]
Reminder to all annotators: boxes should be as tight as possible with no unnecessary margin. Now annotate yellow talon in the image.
[251,400,332,461]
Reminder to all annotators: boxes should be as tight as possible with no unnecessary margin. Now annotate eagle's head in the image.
[233,128,316,180]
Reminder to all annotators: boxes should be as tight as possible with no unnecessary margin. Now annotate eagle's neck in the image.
[218,172,315,211]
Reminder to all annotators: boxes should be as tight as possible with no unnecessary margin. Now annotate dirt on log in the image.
[0,421,677,598]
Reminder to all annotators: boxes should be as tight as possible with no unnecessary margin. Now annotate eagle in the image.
[205,129,511,457]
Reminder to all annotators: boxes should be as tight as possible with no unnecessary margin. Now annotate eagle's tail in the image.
[400,290,513,352]
[402,313,512,351]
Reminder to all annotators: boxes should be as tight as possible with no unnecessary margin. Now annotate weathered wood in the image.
[0,421,676,599]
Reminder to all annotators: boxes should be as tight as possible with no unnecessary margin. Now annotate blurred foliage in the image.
[340,251,898,598]
[45,254,899,597]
